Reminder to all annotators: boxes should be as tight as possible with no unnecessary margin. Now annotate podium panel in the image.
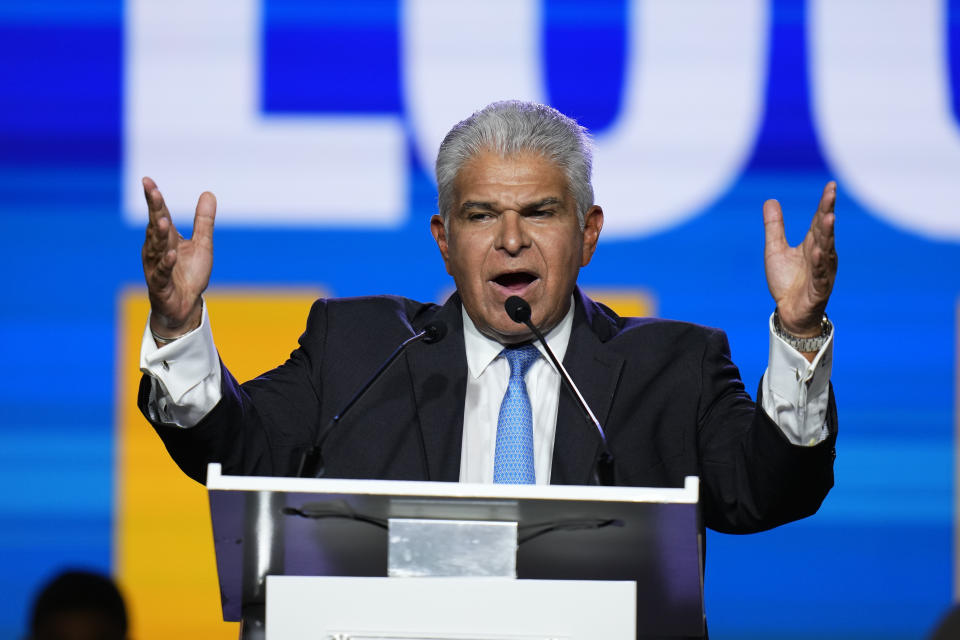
[266,576,636,639]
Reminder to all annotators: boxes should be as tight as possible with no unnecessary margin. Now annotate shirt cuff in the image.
[139,301,222,427]
[760,312,834,446]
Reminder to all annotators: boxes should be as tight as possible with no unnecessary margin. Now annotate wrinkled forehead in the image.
[452,149,570,202]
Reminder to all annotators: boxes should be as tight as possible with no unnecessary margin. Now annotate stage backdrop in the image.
[1,1,958,638]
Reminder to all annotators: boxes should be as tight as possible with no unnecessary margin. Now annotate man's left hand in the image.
[763,181,838,338]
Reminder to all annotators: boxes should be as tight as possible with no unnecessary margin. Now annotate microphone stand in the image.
[296,323,445,478]
[505,296,616,486]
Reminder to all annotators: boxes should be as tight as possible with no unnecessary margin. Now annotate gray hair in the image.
[435,100,595,228]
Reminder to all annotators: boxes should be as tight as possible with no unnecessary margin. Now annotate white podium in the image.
[205,464,704,639]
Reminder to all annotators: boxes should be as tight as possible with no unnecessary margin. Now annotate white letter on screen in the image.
[403,0,767,238]
[592,0,768,237]
[124,0,406,227]
[811,0,960,240]
[402,0,543,177]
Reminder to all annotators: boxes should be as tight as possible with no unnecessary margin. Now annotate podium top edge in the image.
[205,464,699,504]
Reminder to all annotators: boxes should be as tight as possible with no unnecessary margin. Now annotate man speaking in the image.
[139,100,837,534]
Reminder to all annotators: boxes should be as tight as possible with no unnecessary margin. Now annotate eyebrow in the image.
[460,201,497,213]
[525,197,562,209]
[459,197,563,213]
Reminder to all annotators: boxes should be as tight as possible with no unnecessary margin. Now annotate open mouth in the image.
[492,271,538,294]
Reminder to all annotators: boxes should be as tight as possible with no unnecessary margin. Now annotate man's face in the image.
[431,150,603,344]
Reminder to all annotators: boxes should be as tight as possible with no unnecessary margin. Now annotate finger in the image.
[763,199,788,253]
[191,191,217,249]
[149,248,177,291]
[145,214,171,259]
[807,245,836,296]
[142,176,170,224]
[817,181,837,216]
[142,196,170,259]
[813,182,837,250]
[143,204,172,269]
[807,215,838,298]
[816,211,836,250]
[142,176,179,248]
[808,244,828,278]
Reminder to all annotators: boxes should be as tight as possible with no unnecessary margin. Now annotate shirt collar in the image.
[462,296,575,379]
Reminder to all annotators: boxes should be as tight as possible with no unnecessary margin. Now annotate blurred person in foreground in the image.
[27,570,128,640]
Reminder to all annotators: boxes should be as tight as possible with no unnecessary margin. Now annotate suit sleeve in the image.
[695,328,837,534]
[137,299,329,484]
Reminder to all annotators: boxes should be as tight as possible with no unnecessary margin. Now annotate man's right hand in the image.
[141,177,217,343]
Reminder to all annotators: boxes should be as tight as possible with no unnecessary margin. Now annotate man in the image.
[139,100,837,534]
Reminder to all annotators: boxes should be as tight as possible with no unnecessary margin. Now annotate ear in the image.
[430,214,454,275]
[580,205,604,267]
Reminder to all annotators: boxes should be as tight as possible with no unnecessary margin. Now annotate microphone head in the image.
[423,321,447,344]
[504,296,532,324]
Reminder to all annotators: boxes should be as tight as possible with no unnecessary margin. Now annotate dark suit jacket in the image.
[140,288,836,534]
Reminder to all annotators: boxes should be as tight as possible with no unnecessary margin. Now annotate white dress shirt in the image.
[459,303,574,484]
[140,299,834,480]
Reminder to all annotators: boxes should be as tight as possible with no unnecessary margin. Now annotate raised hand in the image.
[141,177,216,341]
[763,181,838,338]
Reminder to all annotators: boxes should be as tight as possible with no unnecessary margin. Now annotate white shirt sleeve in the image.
[139,301,222,428]
[760,313,834,446]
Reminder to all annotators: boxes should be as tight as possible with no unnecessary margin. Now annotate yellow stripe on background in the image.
[584,288,656,319]
[115,288,321,638]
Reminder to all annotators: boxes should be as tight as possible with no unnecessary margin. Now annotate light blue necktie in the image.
[493,345,540,484]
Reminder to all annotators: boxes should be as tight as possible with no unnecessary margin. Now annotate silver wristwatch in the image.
[773,309,833,353]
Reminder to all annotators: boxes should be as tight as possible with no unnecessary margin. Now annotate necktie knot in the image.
[501,344,540,379]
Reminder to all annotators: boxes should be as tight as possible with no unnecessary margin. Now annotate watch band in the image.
[773,309,832,353]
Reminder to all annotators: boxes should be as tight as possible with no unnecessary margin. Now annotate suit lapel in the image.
[550,290,625,485]
[405,294,467,482]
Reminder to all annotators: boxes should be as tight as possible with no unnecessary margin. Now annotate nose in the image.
[496,211,530,255]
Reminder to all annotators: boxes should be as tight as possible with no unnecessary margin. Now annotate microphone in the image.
[504,296,615,486]
[297,320,447,478]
